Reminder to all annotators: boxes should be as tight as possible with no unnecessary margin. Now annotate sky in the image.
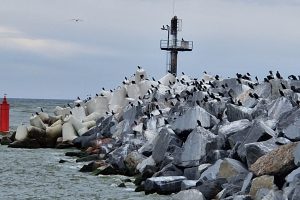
[0,0,300,99]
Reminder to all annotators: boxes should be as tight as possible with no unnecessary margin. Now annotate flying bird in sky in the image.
[71,18,83,22]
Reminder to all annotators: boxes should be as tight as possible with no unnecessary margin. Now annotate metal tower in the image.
[160,16,193,76]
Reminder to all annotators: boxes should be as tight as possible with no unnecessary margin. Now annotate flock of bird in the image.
[52,67,299,127]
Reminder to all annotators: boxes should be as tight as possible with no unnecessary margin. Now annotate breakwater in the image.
[2,69,300,199]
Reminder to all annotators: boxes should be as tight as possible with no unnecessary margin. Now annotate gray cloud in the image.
[0,0,299,99]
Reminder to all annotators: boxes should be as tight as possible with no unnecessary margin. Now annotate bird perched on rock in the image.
[288,75,297,80]
[197,120,202,127]
[279,89,285,97]
[276,71,283,79]
[280,83,287,89]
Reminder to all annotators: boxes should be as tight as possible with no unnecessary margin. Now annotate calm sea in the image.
[0,98,170,200]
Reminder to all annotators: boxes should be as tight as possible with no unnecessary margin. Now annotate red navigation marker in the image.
[0,95,10,133]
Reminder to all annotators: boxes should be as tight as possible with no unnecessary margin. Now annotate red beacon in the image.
[0,95,10,133]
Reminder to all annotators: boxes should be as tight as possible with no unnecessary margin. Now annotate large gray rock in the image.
[196,178,227,200]
[244,139,279,167]
[144,176,186,195]
[181,180,197,190]
[277,109,300,141]
[226,104,253,122]
[293,143,300,166]
[172,106,218,134]
[107,143,135,172]
[174,126,218,167]
[199,158,248,182]
[267,97,293,120]
[153,163,183,177]
[171,189,205,200]
[285,167,300,183]
[152,127,181,164]
[218,119,252,139]
[229,120,276,161]
[184,164,211,180]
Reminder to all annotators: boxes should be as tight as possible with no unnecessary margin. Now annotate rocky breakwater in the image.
[5,68,300,199]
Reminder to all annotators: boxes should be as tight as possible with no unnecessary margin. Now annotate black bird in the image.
[249,93,254,98]
[164,119,169,124]
[248,83,254,90]
[158,81,161,84]
[253,93,259,99]
[102,87,105,90]
[246,72,251,76]
[153,97,158,102]
[197,120,202,127]
[229,97,235,104]
[281,83,287,89]
[288,75,297,80]
[215,97,221,102]
[217,112,223,121]
[100,93,104,97]
[110,89,113,92]
[279,89,285,97]
[215,75,220,80]
[236,73,242,79]
[255,76,259,82]
[221,84,226,89]
[203,71,207,74]
[196,100,200,106]
[182,72,185,75]
[134,121,137,125]
[131,81,136,84]
[269,70,273,75]
[267,75,274,80]
[152,77,156,81]
[218,92,224,97]
[140,74,144,79]
[170,101,175,106]
[225,83,229,88]
[264,78,269,83]
[237,100,242,106]
[236,79,242,84]
[276,71,283,79]
[297,100,300,106]
[137,66,141,69]
[40,108,44,112]
[159,110,163,115]
[155,105,159,109]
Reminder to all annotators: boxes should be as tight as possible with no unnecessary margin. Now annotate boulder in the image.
[267,97,293,120]
[249,175,275,199]
[8,138,41,148]
[199,158,248,182]
[172,106,218,135]
[136,156,156,174]
[124,151,146,175]
[152,127,181,164]
[244,139,279,167]
[226,104,253,122]
[285,167,300,183]
[293,142,300,167]
[196,178,226,200]
[277,109,300,141]
[144,176,186,195]
[153,163,183,177]
[250,142,298,176]
[174,126,218,167]
[181,180,197,190]
[184,163,211,180]
[218,119,252,139]
[171,189,205,200]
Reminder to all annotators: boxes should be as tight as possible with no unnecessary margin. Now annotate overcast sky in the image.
[1,0,300,99]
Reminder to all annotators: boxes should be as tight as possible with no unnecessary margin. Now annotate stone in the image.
[152,127,181,164]
[240,172,253,194]
[249,175,275,199]
[153,163,183,177]
[171,189,205,200]
[181,180,197,190]
[226,104,253,122]
[124,151,146,175]
[76,154,99,162]
[277,109,300,141]
[79,160,106,172]
[8,138,41,148]
[218,119,252,139]
[267,97,293,120]
[172,105,218,135]
[199,158,248,182]
[183,164,211,180]
[92,164,118,175]
[196,178,226,199]
[250,142,297,176]
[206,150,229,164]
[144,176,186,195]
[275,137,291,145]
[285,167,300,183]
[293,143,300,166]
[232,120,276,161]
[259,189,283,200]
[0,136,12,145]
[244,139,278,167]
[136,156,156,174]
[174,126,218,167]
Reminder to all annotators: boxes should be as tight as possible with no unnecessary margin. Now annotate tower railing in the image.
[160,40,193,51]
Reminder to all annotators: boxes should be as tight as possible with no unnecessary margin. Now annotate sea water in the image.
[0,98,170,200]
